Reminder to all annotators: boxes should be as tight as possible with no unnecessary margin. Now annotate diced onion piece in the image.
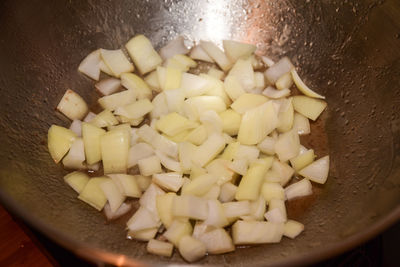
[78,177,109,211]
[135,175,152,192]
[137,124,178,158]
[224,75,246,101]
[218,183,237,203]
[197,227,235,254]
[290,149,315,172]
[284,220,305,239]
[232,220,284,244]
[265,57,294,84]
[293,112,311,135]
[223,40,256,63]
[114,99,153,120]
[120,73,152,100]
[228,58,255,91]
[147,239,174,257]
[247,196,267,221]
[180,73,209,97]
[261,182,285,202]
[157,112,198,136]
[163,219,193,246]
[100,128,129,174]
[200,41,232,71]
[64,171,89,194]
[184,125,207,146]
[292,95,327,121]
[192,133,226,167]
[172,195,208,220]
[178,142,196,173]
[264,208,286,223]
[261,56,275,67]
[189,44,214,62]
[127,142,154,168]
[200,110,223,135]
[99,60,113,76]
[100,49,134,77]
[202,185,221,200]
[90,109,118,128]
[182,174,218,196]
[153,172,183,192]
[275,72,293,90]
[219,109,241,136]
[126,35,162,75]
[62,138,85,169]
[285,178,312,200]
[107,174,142,198]
[164,88,185,113]
[98,89,136,111]
[234,145,260,163]
[127,228,158,241]
[81,122,105,164]
[69,120,82,136]
[298,156,329,184]
[254,72,265,90]
[265,199,287,223]
[48,125,77,163]
[203,199,229,227]
[156,192,176,228]
[83,112,96,123]
[127,206,160,232]
[205,159,234,185]
[208,68,225,80]
[78,50,101,80]
[291,69,325,99]
[231,93,269,114]
[270,159,294,186]
[165,54,197,72]
[160,36,190,60]
[183,95,226,121]
[257,136,276,155]
[238,101,278,145]
[277,98,294,133]
[219,141,239,161]
[100,179,125,213]
[235,157,273,201]
[95,78,120,96]
[57,89,89,120]
[275,130,300,162]
[104,202,132,220]
[178,235,206,262]
[150,93,169,119]
[263,86,291,99]
[145,71,160,92]
[140,183,165,217]
[155,150,182,173]
[222,201,251,219]
[228,158,248,176]
[201,74,231,106]
[163,67,182,91]
[138,156,162,176]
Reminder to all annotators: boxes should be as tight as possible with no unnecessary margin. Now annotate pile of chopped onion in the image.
[48,34,329,262]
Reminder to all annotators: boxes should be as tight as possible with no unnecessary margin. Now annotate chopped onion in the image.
[178,236,206,262]
[147,239,174,257]
[285,178,312,200]
[265,57,294,84]
[57,89,89,120]
[160,36,190,60]
[189,44,214,62]
[200,40,232,71]
[298,156,329,184]
[78,50,101,80]
[95,78,121,96]
[263,86,291,99]
[291,69,325,99]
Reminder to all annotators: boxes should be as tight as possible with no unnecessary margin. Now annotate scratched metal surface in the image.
[0,0,399,266]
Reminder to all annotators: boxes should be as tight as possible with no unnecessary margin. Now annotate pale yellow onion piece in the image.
[254,71,265,90]
[228,58,255,91]
[126,206,160,232]
[48,125,77,163]
[248,196,267,221]
[205,159,234,185]
[164,67,182,90]
[125,34,162,75]
[293,112,311,135]
[200,40,232,71]
[139,183,165,217]
[298,155,329,184]
[163,219,193,246]
[178,235,207,262]
[202,185,221,200]
[135,175,152,192]
[218,183,237,203]
[120,73,152,100]
[107,174,142,198]
[264,57,294,84]
[200,110,223,135]
[62,138,85,169]
[57,89,89,120]
[219,141,240,161]
[160,36,190,60]
[222,201,251,219]
[237,101,278,145]
[90,109,118,128]
[203,199,229,228]
[164,88,185,113]
[261,56,275,67]
[275,72,293,90]
[69,120,82,136]
[178,142,196,173]
[224,75,246,101]
[201,74,231,106]
[98,89,136,111]
[270,159,294,186]
[231,93,269,114]
[274,130,300,162]
[182,174,218,196]
[219,109,242,136]
[147,239,174,257]
[78,49,101,80]
[100,128,130,174]
[183,95,226,121]
[81,122,105,165]
[63,171,89,194]
[127,228,158,242]
[100,179,125,213]
[233,145,260,163]
[208,68,225,80]
[99,59,113,76]
[284,220,305,239]
[180,72,209,97]
[137,124,178,158]
[261,182,285,202]
[284,178,312,200]
[138,156,162,176]
[114,99,153,120]
[104,202,132,220]
[291,69,325,99]
[223,40,256,63]
[292,95,327,121]
[264,208,286,223]
[235,157,273,201]
[150,92,169,119]
[290,149,315,172]
[268,198,287,222]
[95,78,120,96]
[196,227,235,254]
[232,220,284,245]
[157,112,198,136]
[127,142,154,168]
[100,49,134,78]
[262,86,291,99]
[257,136,276,155]
[192,133,226,167]
[189,44,214,62]
[172,194,209,220]
[277,98,294,133]
[184,125,208,146]
[144,71,160,92]
[153,172,183,192]
[78,177,109,211]
[156,192,176,228]
[155,150,182,173]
